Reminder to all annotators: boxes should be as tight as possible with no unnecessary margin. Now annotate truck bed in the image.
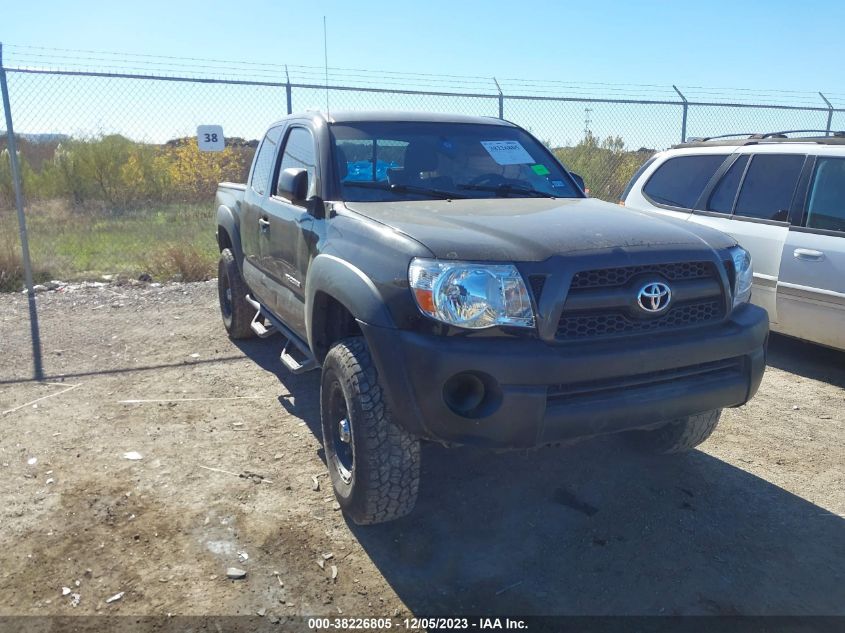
[216,182,246,211]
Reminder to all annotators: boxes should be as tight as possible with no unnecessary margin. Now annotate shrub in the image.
[0,238,52,293]
[554,133,653,202]
[145,244,216,282]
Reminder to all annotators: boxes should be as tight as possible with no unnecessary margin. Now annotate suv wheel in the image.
[217,248,254,339]
[627,409,723,454]
[320,336,420,524]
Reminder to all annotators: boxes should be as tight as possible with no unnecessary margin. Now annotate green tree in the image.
[555,133,653,202]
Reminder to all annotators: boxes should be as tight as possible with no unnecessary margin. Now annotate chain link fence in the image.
[2,48,844,293]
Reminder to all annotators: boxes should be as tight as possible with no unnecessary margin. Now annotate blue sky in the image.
[5,0,845,93]
[3,1,844,148]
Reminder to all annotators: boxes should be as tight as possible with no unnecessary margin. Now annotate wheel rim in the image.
[328,380,354,484]
[219,268,233,319]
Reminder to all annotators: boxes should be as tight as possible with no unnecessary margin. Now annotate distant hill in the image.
[17,133,71,144]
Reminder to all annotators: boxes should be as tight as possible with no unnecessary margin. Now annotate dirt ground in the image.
[0,281,843,618]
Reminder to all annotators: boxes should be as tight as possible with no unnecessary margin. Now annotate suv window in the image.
[805,157,845,232]
[707,155,748,213]
[642,155,728,209]
[251,127,282,196]
[620,156,657,202]
[733,154,805,222]
[277,127,317,197]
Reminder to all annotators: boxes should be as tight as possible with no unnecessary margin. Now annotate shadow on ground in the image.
[767,333,845,389]
[236,335,845,616]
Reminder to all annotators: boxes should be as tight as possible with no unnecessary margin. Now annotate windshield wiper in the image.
[343,181,465,199]
[457,183,555,198]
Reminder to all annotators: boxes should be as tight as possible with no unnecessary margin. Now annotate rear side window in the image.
[707,155,749,213]
[733,154,805,221]
[805,157,845,232]
[251,127,282,196]
[642,155,728,209]
[621,156,657,202]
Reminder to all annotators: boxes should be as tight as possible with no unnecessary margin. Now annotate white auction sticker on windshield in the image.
[480,140,534,165]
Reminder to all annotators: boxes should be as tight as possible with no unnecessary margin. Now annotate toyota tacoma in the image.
[214,111,768,524]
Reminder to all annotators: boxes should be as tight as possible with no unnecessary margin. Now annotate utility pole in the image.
[584,107,593,138]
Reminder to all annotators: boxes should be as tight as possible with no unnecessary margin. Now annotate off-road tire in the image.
[628,409,723,454]
[217,248,254,339]
[320,336,420,525]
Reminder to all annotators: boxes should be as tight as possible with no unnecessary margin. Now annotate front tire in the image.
[320,337,420,525]
[217,248,255,339]
[627,409,723,454]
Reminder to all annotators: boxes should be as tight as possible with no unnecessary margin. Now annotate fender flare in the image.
[216,205,244,269]
[305,254,395,350]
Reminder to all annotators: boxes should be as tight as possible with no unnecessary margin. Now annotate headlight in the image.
[408,258,535,329]
[730,246,753,307]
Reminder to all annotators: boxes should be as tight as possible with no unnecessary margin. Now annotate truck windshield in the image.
[329,121,581,202]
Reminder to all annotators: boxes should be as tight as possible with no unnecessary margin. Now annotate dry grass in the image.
[0,201,216,285]
[145,244,216,282]
[0,239,53,293]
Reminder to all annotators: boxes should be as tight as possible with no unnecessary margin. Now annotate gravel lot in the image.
[0,281,843,617]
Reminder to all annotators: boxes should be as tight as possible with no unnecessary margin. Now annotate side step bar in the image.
[245,294,319,374]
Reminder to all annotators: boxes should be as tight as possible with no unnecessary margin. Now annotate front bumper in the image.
[361,303,769,449]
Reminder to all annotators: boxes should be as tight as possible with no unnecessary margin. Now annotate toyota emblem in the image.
[637,282,672,313]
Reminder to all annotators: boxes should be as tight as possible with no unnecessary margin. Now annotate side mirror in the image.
[278,167,309,203]
[570,172,586,193]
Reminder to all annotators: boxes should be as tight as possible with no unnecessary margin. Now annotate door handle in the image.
[793,248,824,262]
[258,217,270,232]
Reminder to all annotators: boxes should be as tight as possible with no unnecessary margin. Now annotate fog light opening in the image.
[442,372,502,419]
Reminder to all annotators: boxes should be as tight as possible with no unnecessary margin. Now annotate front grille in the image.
[557,261,725,341]
[569,261,713,290]
[557,300,724,340]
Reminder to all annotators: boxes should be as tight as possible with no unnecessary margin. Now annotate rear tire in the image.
[218,248,254,339]
[320,336,420,525]
[627,409,722,454]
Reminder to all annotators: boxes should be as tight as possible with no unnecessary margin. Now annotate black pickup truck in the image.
[215,111,768,524]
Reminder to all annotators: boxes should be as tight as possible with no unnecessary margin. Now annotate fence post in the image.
[673,85,688,143]
[0,43,45,380]
[493,77,503,119]
[285,65,293,115]
[819,92,833,135]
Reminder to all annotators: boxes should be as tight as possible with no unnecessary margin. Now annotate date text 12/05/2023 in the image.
[307,617,528,630]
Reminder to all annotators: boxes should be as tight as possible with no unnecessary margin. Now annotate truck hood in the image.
[342,198,736,261]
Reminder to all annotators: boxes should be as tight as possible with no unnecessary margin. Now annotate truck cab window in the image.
[250,127,282,196]
[277,127,317,198]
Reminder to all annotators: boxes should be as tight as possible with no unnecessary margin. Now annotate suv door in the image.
[242,125,284,312]
[776,156,845,349]
[260,125,320,338]
[688,152,807,321]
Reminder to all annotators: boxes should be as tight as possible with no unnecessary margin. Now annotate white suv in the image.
[621,131,845,351]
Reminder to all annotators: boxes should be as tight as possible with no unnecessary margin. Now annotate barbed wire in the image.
[2,43,841,108]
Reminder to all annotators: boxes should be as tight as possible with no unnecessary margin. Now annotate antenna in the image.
[323,16,330,117]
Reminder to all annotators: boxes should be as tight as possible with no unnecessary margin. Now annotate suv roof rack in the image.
[675,130,845,149]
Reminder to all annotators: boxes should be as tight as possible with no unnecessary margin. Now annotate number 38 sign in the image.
[197,125,225,152]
